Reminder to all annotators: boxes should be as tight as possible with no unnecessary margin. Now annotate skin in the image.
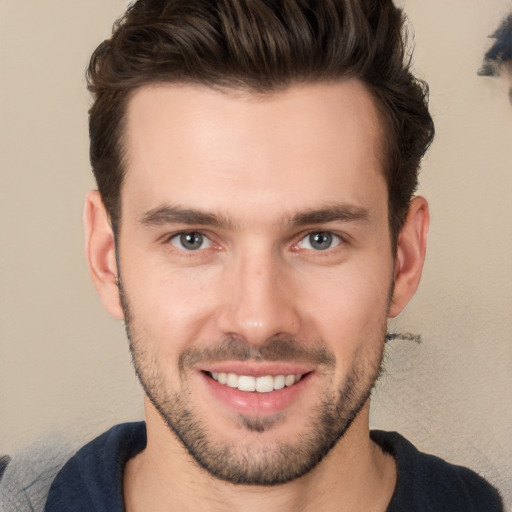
[85,80,429,511]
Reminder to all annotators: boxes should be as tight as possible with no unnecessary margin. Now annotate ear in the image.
[83,190,124,320]
[388,196,429,318]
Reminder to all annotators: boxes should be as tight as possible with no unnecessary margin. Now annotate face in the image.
[111,81,399,484]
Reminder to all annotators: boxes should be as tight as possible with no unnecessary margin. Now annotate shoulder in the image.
[44,422,146,512]
[371,430,504,512]
[0,423,146,512]
[0,438,73,512]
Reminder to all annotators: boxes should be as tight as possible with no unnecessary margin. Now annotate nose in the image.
[217,249,301,345]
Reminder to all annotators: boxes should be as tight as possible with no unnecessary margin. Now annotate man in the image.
[1,0,504,511]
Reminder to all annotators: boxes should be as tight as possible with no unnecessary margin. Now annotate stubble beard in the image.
[119,283,386,486]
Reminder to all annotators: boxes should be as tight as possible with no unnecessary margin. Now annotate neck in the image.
[123,403,396,512]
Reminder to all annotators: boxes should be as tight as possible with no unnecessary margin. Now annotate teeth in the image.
[226,373,238,388]
[285,375,295,387]
[273,375,285,390]
[238,375,256,392]
[210,372,303,392]
[256,376,274,393]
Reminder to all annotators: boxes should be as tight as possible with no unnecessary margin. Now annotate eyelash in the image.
[167,231,214,252]
[294,231,343,252]
[164,230,346,254]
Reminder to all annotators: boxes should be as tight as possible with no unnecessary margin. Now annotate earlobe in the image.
[83,190,124,320]
[388,196,429,318]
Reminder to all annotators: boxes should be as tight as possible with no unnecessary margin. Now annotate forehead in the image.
[121,81,387,222]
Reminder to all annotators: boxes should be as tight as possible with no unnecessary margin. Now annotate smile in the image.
[209,372,303,393]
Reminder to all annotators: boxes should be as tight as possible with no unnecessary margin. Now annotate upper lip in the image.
[198,361,315,377]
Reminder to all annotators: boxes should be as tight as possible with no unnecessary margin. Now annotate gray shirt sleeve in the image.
[0,440,73,512]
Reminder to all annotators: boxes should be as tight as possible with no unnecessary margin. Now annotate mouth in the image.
[208,371,304,393]
[199,364,315,416]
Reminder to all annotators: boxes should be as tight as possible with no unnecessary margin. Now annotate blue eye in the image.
[169,232,212,251]
[298,232,341,251]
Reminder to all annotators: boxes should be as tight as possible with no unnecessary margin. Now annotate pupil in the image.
[181,232,203,250]
[310,232,332,250]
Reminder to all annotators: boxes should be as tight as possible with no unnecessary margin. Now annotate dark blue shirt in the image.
[44,422,503,511]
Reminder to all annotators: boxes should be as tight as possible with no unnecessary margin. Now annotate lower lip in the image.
[200,371,312,417]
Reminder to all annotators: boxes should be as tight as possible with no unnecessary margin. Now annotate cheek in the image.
[124,263,223,349]
[299,262,392,349]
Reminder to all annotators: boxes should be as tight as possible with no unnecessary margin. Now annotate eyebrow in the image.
[139,203,370,229]
[139,205,235,229]
[290,204,370,226]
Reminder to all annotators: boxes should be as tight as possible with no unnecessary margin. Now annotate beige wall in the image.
[1,0,511,507]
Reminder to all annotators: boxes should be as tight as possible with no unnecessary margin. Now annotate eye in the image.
[169,232,212,251]
[297,231,341,251]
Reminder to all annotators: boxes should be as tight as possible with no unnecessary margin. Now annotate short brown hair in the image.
[87,0,434,245]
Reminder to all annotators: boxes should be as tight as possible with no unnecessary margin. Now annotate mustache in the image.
[178,335,336,370]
